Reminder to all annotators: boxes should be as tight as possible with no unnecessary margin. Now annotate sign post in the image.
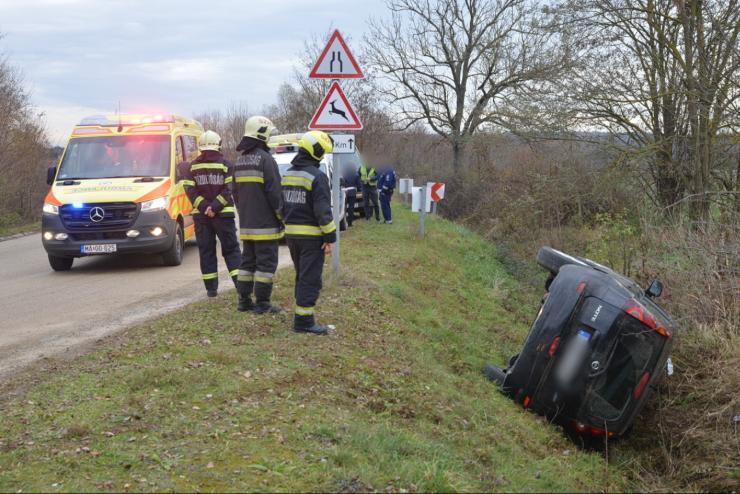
[419,185,427,238]
[308,30,364,275]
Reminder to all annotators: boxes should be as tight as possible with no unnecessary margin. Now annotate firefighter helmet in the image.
[198,130,222,152]
[298,131,333,161]
[243,116,275,142]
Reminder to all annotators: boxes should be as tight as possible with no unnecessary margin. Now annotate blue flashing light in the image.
[72,202,84,209]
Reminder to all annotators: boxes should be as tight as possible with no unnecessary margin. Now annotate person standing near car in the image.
[282,131,336,335]
[377,163,396,224]
[233,116,284,314]
[359,161,379,221]
[181,130,241,297]
[342,164,361,227]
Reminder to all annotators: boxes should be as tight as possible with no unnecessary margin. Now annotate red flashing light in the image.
[633,372,651,400]
[548,336,561,357]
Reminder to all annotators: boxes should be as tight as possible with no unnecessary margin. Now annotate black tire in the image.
[340,216,348,231]
[536,246,587,274]
[162,222,184,266]
[483,364,506,384]
[48,254,73,271]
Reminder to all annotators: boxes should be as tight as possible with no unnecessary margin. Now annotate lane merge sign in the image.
[331,134,357,154]
[309,29,364,79]
[309,81,363,130]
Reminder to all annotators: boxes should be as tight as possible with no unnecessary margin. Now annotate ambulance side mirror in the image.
[46,166,57,185]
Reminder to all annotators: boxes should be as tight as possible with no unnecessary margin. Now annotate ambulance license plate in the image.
[81,244,117,254]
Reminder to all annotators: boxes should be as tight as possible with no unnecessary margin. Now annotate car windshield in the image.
[587,317,662,420]
[58,135,171,180]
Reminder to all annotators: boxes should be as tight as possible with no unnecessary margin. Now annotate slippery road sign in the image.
[309,30,364,79]
[309,82,363,130]
[331,134,356,154]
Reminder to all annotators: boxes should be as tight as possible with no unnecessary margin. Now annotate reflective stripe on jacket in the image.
[281,150,336,243]
[233,147,284,240]
[181,151,235,217]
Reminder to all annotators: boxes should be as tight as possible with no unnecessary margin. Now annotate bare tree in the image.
[554,0,740,221]
[0,37,49,227]
[366,0,566,170]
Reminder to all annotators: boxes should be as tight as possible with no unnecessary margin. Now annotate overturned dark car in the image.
[485,247,675,439]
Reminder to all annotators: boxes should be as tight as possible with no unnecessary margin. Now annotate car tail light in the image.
[548,336,561,357]
[571,421,617,437]
[577,281,586,294]
[623,299,672,338]
[523,396,531,408]
[633,372,651,400]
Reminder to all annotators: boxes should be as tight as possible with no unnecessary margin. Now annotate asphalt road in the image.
[0,233,290,381]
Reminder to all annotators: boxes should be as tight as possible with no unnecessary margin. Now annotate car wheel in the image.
[48,254,73,271]
[536,246,587,274]
[162,223,184,266]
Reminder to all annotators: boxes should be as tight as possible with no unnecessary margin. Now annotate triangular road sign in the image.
[309,29,364,79]
[309,81,363,130]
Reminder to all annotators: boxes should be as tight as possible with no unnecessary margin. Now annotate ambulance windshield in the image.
[58,135,170,180]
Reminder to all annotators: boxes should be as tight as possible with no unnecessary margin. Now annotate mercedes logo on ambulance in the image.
[89,207,105,223]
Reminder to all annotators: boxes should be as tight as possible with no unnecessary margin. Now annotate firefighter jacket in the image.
[281,149,337,243]
[233,145,284,241]
[181,151,235,217]
[360,164,378,187]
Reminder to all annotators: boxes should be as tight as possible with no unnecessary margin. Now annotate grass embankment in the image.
[0,206,629,492]
[0,221,40,238]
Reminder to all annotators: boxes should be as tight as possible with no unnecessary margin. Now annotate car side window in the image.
[175,136,185,164]
[183,135,198,161]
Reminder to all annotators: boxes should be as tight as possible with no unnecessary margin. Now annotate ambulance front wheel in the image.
[162,223,184,267]
[48,254,73,271]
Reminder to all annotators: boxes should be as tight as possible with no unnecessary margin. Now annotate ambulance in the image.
[41,114,203,271]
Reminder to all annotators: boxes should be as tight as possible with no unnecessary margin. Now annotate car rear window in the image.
[586,316,663,420]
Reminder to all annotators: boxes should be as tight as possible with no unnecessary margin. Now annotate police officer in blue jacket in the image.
[377,164,397,224]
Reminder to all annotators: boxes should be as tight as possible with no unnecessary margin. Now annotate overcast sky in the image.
[0,0,382,144]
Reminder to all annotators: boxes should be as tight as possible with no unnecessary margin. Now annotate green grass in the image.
[0,221,40,238]
[0,205,629,492]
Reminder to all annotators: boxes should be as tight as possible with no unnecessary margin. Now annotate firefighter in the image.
[282,131,336,335]
[233,116,284,314]
[359,162,380,221]
[181,130,241,297]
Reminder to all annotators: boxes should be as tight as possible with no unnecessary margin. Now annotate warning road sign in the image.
[309,30,364,79]
[309,82,363,130]
[431,182,445,202]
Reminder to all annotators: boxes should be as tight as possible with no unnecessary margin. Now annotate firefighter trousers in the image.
[193,215,241,291]
[238,239,279,304]
[286,237,325,329]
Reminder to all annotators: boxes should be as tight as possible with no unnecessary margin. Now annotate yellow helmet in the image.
[199,130,221,152]
[243,115,275,142]
[298,131,333,161]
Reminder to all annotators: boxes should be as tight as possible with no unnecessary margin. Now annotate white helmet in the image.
[199,130,221,152]
[243,116,275,142]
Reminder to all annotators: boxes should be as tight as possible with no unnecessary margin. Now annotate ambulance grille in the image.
[60,202,139,230]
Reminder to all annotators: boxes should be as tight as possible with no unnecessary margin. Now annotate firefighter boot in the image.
[237,280,256,312]
[293,314,328,335]
[254,283,284,314]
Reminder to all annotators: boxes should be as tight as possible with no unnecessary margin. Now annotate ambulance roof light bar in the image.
[79,114,176,126]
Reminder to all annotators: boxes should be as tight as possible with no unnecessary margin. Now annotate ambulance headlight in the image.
[141,196,168,212]
[43,231,54,240]
[43,203,59,215]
